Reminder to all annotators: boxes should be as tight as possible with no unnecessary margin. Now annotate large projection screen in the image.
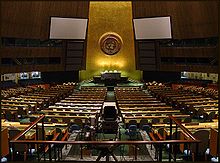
[133,16,172,40]
[49,17,88,39]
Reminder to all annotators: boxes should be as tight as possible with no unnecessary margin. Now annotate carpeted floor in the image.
[62,127,154,161]
[105,91,116,102]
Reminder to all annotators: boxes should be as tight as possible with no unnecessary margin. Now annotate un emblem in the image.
[99,33,123,55]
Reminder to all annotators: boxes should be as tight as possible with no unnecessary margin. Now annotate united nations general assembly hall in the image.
[0,1,219,162]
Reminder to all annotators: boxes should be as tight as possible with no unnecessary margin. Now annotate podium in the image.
[93,71,128,86]
[101,72,121,80]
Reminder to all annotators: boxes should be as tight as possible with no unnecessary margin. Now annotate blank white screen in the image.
[133,17,172,39]
[49,17,88,39]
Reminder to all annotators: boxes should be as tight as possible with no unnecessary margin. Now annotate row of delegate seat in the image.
[114,86,191,129]
[1,84,76,121]
[1,86,35,99]
[149,118,218,161]
[178,84,218,99]
[1,120,69,161]
[34,86,107,126]
[144,82,218,161]
[147,84,218,122]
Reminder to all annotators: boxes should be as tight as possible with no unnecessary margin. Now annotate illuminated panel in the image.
[133,16,172,40]
[49,17,88,39]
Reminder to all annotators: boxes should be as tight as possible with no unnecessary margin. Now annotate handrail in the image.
[169,115,197,140]
[12,114,45,141]
[10,139,201,145]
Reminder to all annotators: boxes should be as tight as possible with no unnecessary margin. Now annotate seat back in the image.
[29,117,37,122]
[17,107,26,116]
[69,124,80,132]
[74,118,83,128]
[5,110,13,121]
[207,112,216,122]
[63,117,71,124]
[142,124,152,133]
[9,129,27,152]
[128,124,138,139]
[183,117,192,123]
[37,127,46,140]
[152,118,160,124]
[163,117,170,124]
[139,119,148,129]
[51,118,58,123]
[157,128,165,139]
[191,130,209,154]
[102,121,118,134]
[55,128,63,141]
[172,131,182,140]
[103,106,117,121]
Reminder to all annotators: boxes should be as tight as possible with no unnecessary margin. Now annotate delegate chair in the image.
[54,128,64,160]
[128,120,137,128]
[101,106,118,134]
[139,119,149,129]
[103,106,117,121]
[206,112,216,122]
[184,130,210,161]
[9,129,28,161]
[126,124,139,140]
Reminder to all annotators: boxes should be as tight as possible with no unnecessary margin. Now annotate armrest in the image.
[52,133,60,141]
[156,132,164,140]
[61,132,70,141]
[44,133,60,152]
[148,132,157,141]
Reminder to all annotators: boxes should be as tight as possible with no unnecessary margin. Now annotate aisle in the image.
[60,88,153,161]
[105,91,116,102]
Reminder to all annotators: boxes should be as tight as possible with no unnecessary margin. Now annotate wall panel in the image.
[1,1,89,39]
[160,47,218,58]
[160,64,218,73]
[0,47,64,58]
[136,41,157,71]
[0,65,64,74]
[132,1,218,39]
[1,1,89,74]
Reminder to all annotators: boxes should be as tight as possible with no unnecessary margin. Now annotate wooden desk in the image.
[42,110,99,115]
[193,104,218,108]
[1,103,31,108]
[2,100,38,107]
[48,106,101,111]
[1,120,68,140]
[61,99,104,103]
[118,103,167,107]
[124,115,190,123]
[55,103,103,107]
[120,106,173,111]
[1,124,35,140]
[171,96,205,100]
[118,100,161,104]
[121,110,180,114]
[152,120,218,129]
[45,115,95,119]
[117,98,157,101]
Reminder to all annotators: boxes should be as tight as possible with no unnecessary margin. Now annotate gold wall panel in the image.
[80,1,142,81]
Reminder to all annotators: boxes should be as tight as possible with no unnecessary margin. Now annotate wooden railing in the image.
[12,115,45,141]
[169,115,196,140]
[10,115,201,162]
